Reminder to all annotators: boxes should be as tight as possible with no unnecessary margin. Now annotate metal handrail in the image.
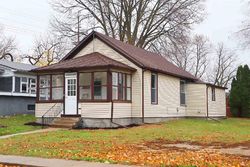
[41,103,62,127]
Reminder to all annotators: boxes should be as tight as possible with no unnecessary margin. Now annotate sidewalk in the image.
[0,155,133,167]
[0,128,60,139]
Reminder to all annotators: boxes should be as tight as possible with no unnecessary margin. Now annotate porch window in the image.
[52,75,63,100]
[112,72,131,101]
[79,72,107,100]
[79,73,92,100]
[39,75,50,100]
[180,80,186,105]
[151,73,158,104]
[94,72,107,100]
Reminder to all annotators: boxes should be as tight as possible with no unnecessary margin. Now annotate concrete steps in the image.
[50,117,80,128]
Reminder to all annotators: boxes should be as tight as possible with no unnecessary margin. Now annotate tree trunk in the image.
[238,106,242,117]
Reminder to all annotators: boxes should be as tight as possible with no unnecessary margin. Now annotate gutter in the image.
[142,68,146,123]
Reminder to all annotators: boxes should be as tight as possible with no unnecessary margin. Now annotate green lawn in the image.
[0,118,249,166]
[0,114,42,136]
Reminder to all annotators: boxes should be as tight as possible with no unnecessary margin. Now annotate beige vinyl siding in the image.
[186,84,207,117]
[74,38,142,117]
[80,102,111,118]
[207,87,226,117]
[143,71,186,117]
[113,103,132,118]
[35,103,63,117]
[79,102,132,118]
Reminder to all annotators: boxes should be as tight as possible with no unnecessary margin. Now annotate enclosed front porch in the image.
[33,52,136,128]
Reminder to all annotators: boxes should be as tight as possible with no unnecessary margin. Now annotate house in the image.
[32,31,226,128]
[0,60,37,116]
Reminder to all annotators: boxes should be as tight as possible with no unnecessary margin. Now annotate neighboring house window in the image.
[112,72,131,101]
[15,77,20,92]
[180,80,186,105]
[21,77,28,93]
[52,75,63,100]
[39,75,51,100]
[29,78,36,94]
[79,72,107,100]
[212,87,216,101]
[151,73,158,104]
[15,77,36,94]
[0,76,12,92]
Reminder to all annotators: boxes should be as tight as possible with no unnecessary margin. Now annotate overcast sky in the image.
[0,0,249,65]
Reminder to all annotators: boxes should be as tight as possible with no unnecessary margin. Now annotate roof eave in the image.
[32,65,136,74]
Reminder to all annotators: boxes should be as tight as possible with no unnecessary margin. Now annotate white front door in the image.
[65,73,77,115]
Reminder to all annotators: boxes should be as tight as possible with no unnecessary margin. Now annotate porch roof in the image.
[32,52,136,73]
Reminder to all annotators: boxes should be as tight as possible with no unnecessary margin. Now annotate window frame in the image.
[37,74,64,103]
[20,77,28,93]
[29,78,36,94]
[51,74,64,100]
[112,72,132,102]
[151,72,158,105]
[211,87,216,101]
[180,80,186,106]
[79,71,108,102]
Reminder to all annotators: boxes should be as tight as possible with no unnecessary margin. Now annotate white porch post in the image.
[12,76,15,93]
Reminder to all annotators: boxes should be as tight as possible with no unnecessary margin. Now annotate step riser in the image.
[50,117,80,129]
[53,120,78,124]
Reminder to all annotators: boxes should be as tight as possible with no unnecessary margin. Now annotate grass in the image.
[0,118,249,166]
[0,114,42,136]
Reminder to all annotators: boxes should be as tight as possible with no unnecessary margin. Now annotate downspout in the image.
[142,68,146,123]
[206,85,220,122]
[206,85,209,119]
[109,70,125,128]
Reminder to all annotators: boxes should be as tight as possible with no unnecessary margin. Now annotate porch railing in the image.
[41,103,62,128]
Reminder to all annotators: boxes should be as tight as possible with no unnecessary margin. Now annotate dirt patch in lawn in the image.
[0,125,7,128]
[140,139,250,157]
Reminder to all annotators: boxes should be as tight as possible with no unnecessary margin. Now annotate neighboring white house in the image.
[0,60,37,116]
[32,31,226,128]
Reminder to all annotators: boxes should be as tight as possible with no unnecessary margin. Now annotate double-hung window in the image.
[180,80,186,105]
[151,73,158,104]
[21,77,28,93]
[212,87,216,101]
[112,72,131,101]
[29,78,36,94]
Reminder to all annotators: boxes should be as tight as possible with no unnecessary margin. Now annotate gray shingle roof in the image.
[0,60,37,72]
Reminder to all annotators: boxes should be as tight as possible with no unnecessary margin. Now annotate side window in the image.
[29,78,36,94]
[21,77,28,93]
[151,73,158,104]
[180,81,186,105]
[212,87,216,101]
[15,77,21,92]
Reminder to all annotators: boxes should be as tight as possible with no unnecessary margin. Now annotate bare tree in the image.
[190,35,210,79]
[23,34,69,66]
[237,1,250,48]
[50,0,205,48]
[154,34,210,79]
[0,28,16,61]
[209,43,237,87]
